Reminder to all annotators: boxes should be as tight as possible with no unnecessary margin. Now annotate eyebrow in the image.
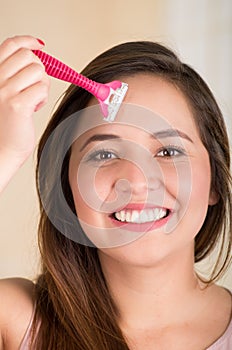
[152,129,193,143]
[80,134,120,151]
[79,128,193,151]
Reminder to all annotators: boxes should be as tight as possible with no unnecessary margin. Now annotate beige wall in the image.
[0,0,231,289]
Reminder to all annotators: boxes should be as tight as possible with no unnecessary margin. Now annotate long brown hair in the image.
[32,41,232,349]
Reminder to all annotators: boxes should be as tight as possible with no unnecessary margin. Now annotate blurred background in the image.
[0,0,231,288]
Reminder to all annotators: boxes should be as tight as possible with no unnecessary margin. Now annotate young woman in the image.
[0,35,231,350]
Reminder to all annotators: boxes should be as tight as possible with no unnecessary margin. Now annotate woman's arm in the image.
[0,278,35,350]
[0,35,49,348]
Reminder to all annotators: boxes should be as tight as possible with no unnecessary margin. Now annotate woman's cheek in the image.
[191,156,211,206]
[179,157,212,237]
[161,161,186,209]
[75,165,115,214]
[94,166,122,204]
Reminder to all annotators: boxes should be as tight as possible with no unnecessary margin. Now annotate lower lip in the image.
[109,212,173,233]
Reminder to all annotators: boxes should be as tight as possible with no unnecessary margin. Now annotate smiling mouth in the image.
[112,208,170,224]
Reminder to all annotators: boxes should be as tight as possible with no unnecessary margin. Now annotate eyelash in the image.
[156,144,186,158]
[85,149,118,162]
[85,145,186,163]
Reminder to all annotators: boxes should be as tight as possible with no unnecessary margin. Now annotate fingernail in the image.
[37,38,45,46]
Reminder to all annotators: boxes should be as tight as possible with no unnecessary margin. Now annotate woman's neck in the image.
[98,245,205,331]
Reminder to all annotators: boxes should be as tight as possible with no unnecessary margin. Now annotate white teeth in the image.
[121,210,126,221]
[154,208,159,218]
[114,208,168,223]
[126,211,131,222]
[159,209,166,219]
[131,210,139,222]
[148,209,154,221]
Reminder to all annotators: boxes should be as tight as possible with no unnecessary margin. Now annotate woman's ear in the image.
[208,188,219,206]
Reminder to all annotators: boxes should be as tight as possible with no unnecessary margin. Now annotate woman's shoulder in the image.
[0,277,35,349]
[207,286,232,349]
[205,284,232,349]
[212,284,231,314]
[207,283,231,326]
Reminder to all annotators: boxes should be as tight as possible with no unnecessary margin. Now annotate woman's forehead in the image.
[72,74,198,138]
[70,105,198,152]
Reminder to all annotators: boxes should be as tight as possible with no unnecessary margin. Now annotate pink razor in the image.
[33,50,128,122]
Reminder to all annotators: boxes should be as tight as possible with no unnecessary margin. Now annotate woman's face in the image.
[69,74,216,265]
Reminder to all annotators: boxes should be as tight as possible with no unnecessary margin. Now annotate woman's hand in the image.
[0,35,50,191]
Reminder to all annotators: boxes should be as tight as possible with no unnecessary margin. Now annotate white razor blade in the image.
[102,83,128,122]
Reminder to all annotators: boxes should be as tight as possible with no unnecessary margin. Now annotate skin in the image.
[0,35,230,349]
[69,75,231,349]
[69,75,214,256]
[0,36,48,349]
[0,35,49,192]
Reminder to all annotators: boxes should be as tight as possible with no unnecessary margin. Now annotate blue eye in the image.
[156,146,185,158]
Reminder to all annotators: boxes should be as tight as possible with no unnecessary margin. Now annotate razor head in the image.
[99,82,128,122]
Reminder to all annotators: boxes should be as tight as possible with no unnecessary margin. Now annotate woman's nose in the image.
[114,157,163,197]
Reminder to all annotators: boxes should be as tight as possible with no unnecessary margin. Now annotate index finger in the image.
[0,35,44,65]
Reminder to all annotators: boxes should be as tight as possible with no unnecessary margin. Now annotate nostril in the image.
[147,177,162,191]
[115,178,131,193]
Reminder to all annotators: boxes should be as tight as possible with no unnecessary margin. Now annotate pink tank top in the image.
[206,318,232,349]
